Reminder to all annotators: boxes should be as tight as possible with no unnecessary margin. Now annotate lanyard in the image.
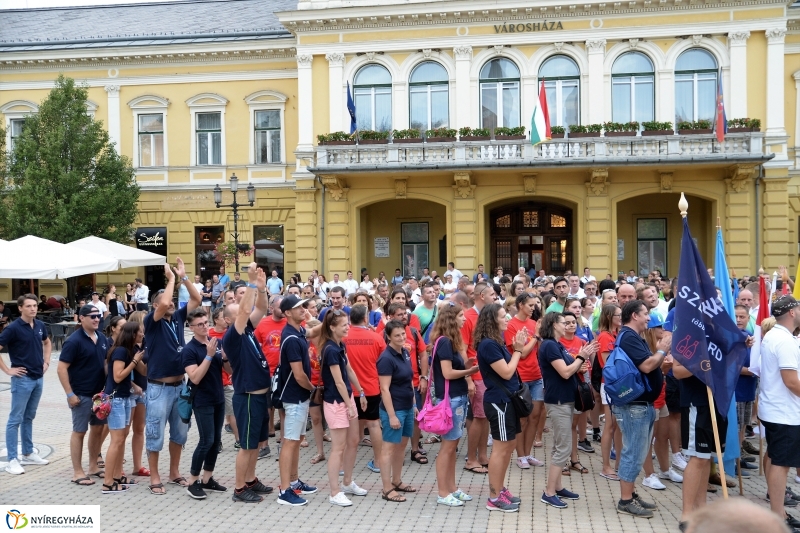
[165,319,181,349]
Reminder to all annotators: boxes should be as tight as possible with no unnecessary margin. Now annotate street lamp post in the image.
[213,173,256,273]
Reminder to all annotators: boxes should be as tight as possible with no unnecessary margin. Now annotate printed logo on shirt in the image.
[268,331,281,348]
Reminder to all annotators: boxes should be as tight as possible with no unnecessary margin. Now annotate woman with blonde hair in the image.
[305,318,328,464]
[126,310,149,476]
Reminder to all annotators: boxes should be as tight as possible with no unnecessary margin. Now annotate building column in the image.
[657,69,674,124]
[296,53,314,151]
[766,28,787,139]
[453,46,472,130]
[727,32,750,118]
[104,84,121,150]
[585,168,612,273]
[762,176,790,270]
[452,172,477,273]
[585,40,606,125]
[320,175,351,275]
[294,178,319,274]
[724,165,756,272]
[325,52,345,133]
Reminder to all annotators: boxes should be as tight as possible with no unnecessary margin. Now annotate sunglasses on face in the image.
[84,314,102,320]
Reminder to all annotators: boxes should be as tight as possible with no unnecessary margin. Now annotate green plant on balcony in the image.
[678,120,711,131]
[358,129,390,140]
[459,127,490,138]
[642,121,673,131]
[568,124,588,133]
[494,126,527,137]
[317,131,354,143]
[727,117,761,130]
[425,127,457,138]
[586,124,604,133]
[550,125,566,135]
[603,121,639,132]
[392,128,421,139]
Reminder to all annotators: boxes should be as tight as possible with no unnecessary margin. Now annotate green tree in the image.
[0,75,139,243]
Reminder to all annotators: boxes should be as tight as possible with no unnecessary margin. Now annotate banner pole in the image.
[706,386,729,499]
[737,421,745,495]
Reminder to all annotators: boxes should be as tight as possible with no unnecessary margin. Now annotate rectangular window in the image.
[480,82,520,130]
[9,118,24,156]
[636,218,667,277]
[545,80,580,129]
[196,112,222,165]
[409,85,448,131]
[138,113,164,167]
[254,225,285,279]
[254,110,281,164]
[354,87,392,132]
[401,222,429,279]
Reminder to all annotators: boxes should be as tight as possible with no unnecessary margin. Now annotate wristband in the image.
[258,289,267,294]
[222,358,229,363]
[181,276,189,282]
[67,392,75,399]
[656,350,666,356]
[576,355,586,363]
[205,355,213,362]
[360,391,365,397]
[247,283,257,289]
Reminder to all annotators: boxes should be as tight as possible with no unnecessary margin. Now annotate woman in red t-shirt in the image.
[559,310,594,475]
[305,318,328,464]
[595,304,622,479]
[208,307,237,447]
[644,318,678,486]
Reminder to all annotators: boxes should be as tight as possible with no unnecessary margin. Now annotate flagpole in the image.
[681,192,729,499]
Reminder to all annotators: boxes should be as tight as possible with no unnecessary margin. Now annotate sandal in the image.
[463,465,488,474]
[562,463,571,476]
[533,440,543,448]
[97,453,105,469]
[149,483,166,495]
[570,461,589,474]
[134,467,150,476]
[71,476,95,486]
[381,489,406,502]
[360,437,372,447]
[300,440,309,448]
[116,476,138,487]
[392,482,417,493]
[102,482,126,494]
[599,472,621,481]
[310,453,326,464]
[89,471,105,478]
[410,451,428,465]
[168,476,188,487]
[423,434,442,445]
[322,434,332,442]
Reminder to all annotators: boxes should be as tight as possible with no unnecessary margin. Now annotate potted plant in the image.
[494,126,527,140]
[727,118,761,133]
[358,130,390,144]
[641,121,674,136]
[214,241,253,267]
[317,131,356,145]
[568,124,602,138]
[550,125,566,139]
[392,128,423,143]
[678,120,712,135]
[425,127,457,142]
[603,121,639,137]
[459,127,491,141]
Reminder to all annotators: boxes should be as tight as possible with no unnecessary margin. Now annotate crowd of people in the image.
[2,259,800,531]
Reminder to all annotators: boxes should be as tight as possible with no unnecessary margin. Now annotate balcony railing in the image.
[312,132,765,170]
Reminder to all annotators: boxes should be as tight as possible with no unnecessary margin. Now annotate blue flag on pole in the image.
[713,227,740,473]
[346,82,357,134]
[672,218,749,416]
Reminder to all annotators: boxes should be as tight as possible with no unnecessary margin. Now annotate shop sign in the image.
[136,227,167,256]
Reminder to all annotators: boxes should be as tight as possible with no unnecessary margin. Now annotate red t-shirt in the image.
[595,331,617,384]
[505,316,541,382]
[375,313,421,333]
[254,317,287,374]
[654,382,667,409]
[343,326,386,397]
[309,342,322,387]
[461,307,481,380]
[208,327,231,386]
[559,335,587,382]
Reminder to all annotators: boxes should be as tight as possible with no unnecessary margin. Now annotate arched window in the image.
[612,52,655,125]
[675,48,717,124]
[409,61,449,131]
[539,55,580,130]
[354,64,392,131]
[480,58,520,130]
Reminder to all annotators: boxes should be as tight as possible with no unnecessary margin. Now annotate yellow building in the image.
[0,0,798,301]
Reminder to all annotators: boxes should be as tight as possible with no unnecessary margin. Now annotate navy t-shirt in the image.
[538,338,577,404]
[133,339,147,391]
[477,338,521,404]
[182,337,224,407]
[144,306,188,380]
[322,340,352,403]
[0,318,48,380]
[59,329,108,396]
[222,319,270,393]
[376,345,415,411]
[104,347,133,398]
[430,337,469,400]
[278,324,312,404]
[618,326,662,404]
[735,346,757,403]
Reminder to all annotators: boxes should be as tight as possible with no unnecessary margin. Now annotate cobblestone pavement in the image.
[0,353,780,532]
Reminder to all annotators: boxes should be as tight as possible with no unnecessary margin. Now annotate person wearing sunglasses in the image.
[57,305,110,487]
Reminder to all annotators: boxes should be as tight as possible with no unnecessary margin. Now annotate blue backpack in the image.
[602,329,651,405]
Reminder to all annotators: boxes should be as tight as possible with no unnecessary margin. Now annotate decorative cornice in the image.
[586,39,606,53]
[726,164,757,193]
[453,171,475,199]
[727,31,751,45]
[104,85,120,96]
[766,27,787,44]
[628,38,640,49]
[586,168,609,196]
[297,53,314,67]
[320,174,348,201]
[453,45,473,60]
[325,52,345,66]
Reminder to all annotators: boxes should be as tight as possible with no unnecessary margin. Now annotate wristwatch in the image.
[181,276,189,282]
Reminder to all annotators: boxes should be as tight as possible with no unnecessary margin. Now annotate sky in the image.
[0,0,179,8]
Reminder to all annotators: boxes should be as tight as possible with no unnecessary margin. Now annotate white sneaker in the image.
[5,459,24,475]
[658,468,684,483]
[795,475,800,484]
[516,457,530,469]
[19,453,49,465]
[672,452,688,471]
[340,481,368,496]
[526,455,545,467]
[487,435,493,447]
[642,473,666,490]
[329,491,353,507]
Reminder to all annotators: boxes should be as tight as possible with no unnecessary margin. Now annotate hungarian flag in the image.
[747,276,770,377]
[530,80,551,145]
[714,69,727,144]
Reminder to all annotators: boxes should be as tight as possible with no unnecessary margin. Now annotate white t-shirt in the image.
[342,278,359,296]
[360,280,374,293]
[580,275,596,285]
[443,281,458,293]
[444,268,463,282]
[759,324,800,425]
[568,288,586,299]
[91,300,108,314]
[410,288,422,305]
[193,282,204,293]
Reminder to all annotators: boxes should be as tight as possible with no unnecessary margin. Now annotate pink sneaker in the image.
[516,457,530,469]
[526,456,545,467]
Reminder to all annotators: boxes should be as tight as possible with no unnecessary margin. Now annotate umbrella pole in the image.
[706,386,728,499]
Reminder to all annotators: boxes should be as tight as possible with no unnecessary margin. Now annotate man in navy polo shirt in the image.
[57,304,109,485]
[222,262,272,503]
[144,258,202,495]
[0,294,51,475]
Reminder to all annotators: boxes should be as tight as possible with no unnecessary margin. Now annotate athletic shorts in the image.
[356,394,380,421]
[761,420,800,467]
[654,404,669,421]
[681,405,727,459]
[484,401,520,442]
[665,375,681,414]
[224,385,234,417]
[232,392,269,450]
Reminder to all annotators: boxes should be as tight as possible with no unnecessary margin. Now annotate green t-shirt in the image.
[545,301,564,314]
[412,304,436,333]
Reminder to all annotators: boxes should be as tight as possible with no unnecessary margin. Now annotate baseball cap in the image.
[79,305,99,316]
[280,294,307,312]
[647,312,665,329]
[772,295,800,317]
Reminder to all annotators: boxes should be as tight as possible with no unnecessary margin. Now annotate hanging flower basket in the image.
[214,241,253,267]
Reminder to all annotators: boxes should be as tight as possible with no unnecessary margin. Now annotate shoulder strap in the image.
[426,337,444,402]
[277,334,301,400]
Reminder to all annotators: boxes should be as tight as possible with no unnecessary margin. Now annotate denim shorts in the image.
[612,402,656,483]
[224,385,234,417]
[438,394,468,441]
[282,400,310,441]
[379,407,415,444]
[145,382,189,452]
[70,395,107,433]
[107,396,132,430]
[525,379,544,402]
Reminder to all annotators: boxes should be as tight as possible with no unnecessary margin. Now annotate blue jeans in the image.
[145,382,189,452]
[190,403,224,476]
[7,376,44,461]
[438,394,468,441]
[612,402,656,483]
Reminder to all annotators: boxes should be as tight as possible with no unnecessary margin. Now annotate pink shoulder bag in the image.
[416,337,453,435]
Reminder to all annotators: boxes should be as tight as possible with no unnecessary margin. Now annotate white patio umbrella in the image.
[66,235,165,269]
[0,235,119,279]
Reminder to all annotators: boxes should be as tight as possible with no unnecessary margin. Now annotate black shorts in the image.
[761,420,800,467]
[681,405,727,459]
[665,375,681,414]
[233,392,269,450]
[356,395,380,421]
[483,401,521,442]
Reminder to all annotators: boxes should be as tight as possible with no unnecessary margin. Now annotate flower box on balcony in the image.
[568,132,601,138]
[321,140,356,145]
[426,137,456,143]
[604,131,637,137]
[642,130,674,136]
[678,129,712,135]
[728,127,761,133]
[461,136,491,141]
[495,135,526,140]
[393,138,423,143]
[359,139,389,145]
[550,133,565,139]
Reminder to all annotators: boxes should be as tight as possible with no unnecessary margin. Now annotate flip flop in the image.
[360,437,372,447]
[168,476,188,487]
[89,471,105,478]
[149,483,166,495]
[310,453,326,464]
[300,440,309,448]
[599,472,621,481]
[135,467,150,476]
[323,434,332,442]
[71,477,95,486]
[463,465,488,474]
[533,441,544,448]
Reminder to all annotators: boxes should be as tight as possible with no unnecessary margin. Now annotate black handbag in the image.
[485,371,533,418]
[574,380,596,412]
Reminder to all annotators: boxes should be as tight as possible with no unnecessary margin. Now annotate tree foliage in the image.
[0,75,139,244]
